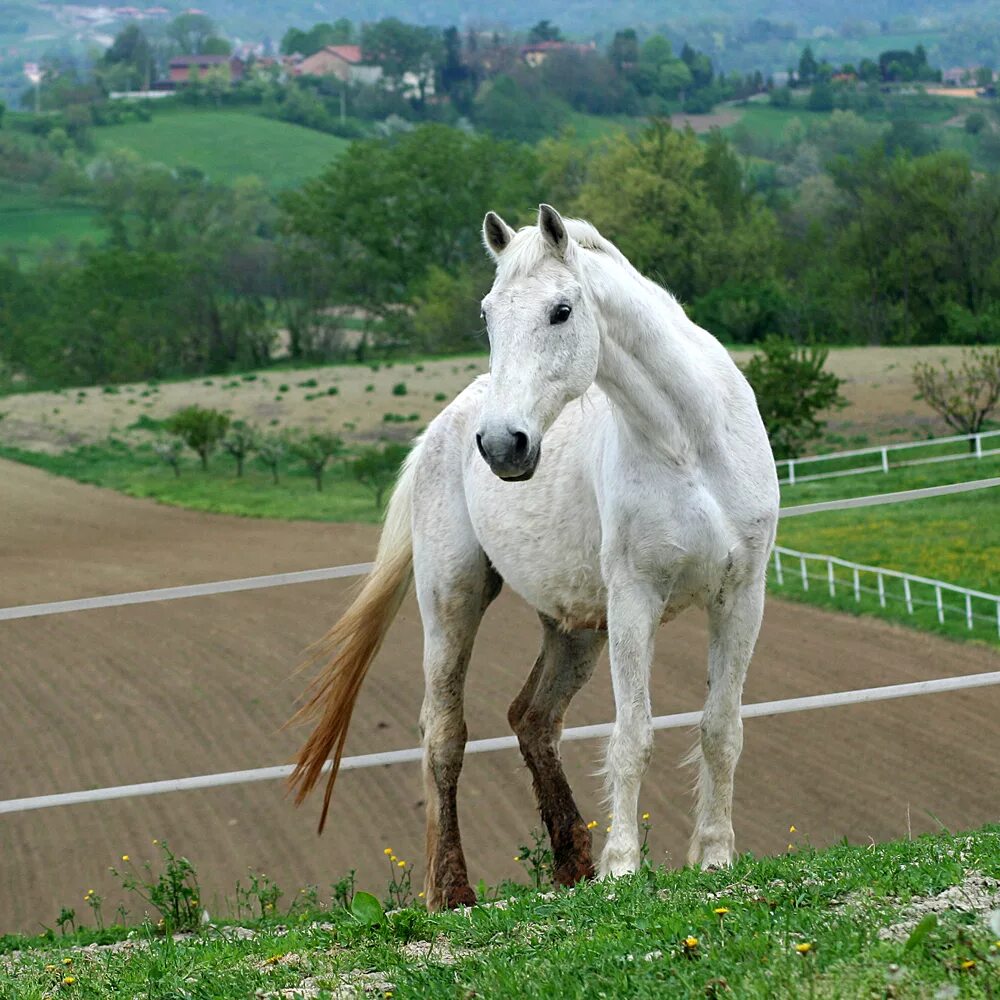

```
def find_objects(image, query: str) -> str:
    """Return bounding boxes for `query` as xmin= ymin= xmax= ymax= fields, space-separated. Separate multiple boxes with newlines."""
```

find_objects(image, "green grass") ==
xmin=0 ymin=441 xmax=386 ymax=524
xmin=1 ymin=827 xmax=998 ymax=998
xmin=91 ymin=108 xmax=350 ymax=190
xmin=0 ymin=183 xmax=101 ymax=258
xmin=776 ymin=455 xmax=1000 ymax=644
xmin=564 ymin=111 xmax=644 ymax=146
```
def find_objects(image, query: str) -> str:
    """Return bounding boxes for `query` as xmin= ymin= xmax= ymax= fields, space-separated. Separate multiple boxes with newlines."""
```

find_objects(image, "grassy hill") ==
xmin=0 ymin=183 xmax=101 ymax=259
xmin=91 ymin=108 xmax=350 ymax=190
xmin=1 ymin=826 xmax=997 ymax=998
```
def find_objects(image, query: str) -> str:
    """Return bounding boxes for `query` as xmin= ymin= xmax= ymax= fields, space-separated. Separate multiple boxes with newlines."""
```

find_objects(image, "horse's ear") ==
xmin=538 ymin=204 xmax=569 ymax=258
xmin=483 ymin=211 xmax=515 ymax=258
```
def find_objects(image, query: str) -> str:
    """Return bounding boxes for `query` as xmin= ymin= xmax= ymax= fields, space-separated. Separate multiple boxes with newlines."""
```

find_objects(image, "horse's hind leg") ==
xmin=509 ymin=615 xmax=606 ymax=887
xmin=415 ymin=535 xmax=501 ymax=911
xmin=689 ymin=577 xmax=766 ymax=869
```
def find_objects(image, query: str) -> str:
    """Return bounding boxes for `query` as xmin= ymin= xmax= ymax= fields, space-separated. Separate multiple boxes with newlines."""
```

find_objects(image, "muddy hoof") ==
xmin=553 ymin=858 xmax=595 ymax=887
xmin=442 ymin=884 xmax=477 ymax=908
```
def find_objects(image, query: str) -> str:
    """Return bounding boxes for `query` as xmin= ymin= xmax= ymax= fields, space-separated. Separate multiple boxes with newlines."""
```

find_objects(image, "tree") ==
xmin=153 ymin=437 xmax=183 ymax=476
xmin=807 ymin=79 xmax=835 ymax=112
xmin=164 ymin=406 xmax=230 ymax=470
xmin=256 ymin=433 xmax=286 ymax=484
xmin=798 ymin=45 xmax=818 ymax=85
xmin=608 ymin=29 xmax=639 ymax=72
xmin=360 ymin=18 xmax=441 ymax=100
xmin=741 ymin=336 xmax=848 ymax=459
xmin=352 ymin=443 xmax=410 ymax=509
xmin=167 ymin=13 xmax=218 ymax=54
xmin=912 ymin=348 xmax=1000 ymax=443
xmin=102 ymin=24 xmax=154 ymax=90
xmin=528 ymin=20 xmax=562 ymax=43
xmin=289 ymin=431 xmax=342 ymax=490
xmin=222 ymin=420 xmax=257 ymax=476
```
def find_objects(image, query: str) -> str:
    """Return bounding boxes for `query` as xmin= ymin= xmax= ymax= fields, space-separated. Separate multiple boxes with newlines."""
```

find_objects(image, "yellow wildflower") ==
xmin=587 ymin=820 xmax=598 ymax=830
xmin=62 ymin=958 xmax=73 ymax=965
xmin=606 ymin=826 xmax=612 ymax=833
xmin=153 ymin=839 xmax=158 ymax=845
xmin=121 ymin=855 xmax=129 ymax=862
xmin=383 ymin=847 xmax=393 ymax=855
xmin=397 ymin=860 xmax=406 ymax=868
xmin=418 ymin=891 xmax=425 ymax=898
xmin=714 ymin=907 xmax=729 ymax=916
xmin=961 ymin=960 xmax=975 ymax=970
xmin=787 ymin=843 xmax=794 ymax=850
xmin=45 ymin=964 xmax=56 ymax=972
xmin=795 ymin=942 xmax=813 ymax=954
xmin=789 ymin=825 xmax=797 ymax=833
xmin=62 ymin=976 xmax=76 ymax=985
xmin=390 ymin=855 xmax=398 ymax=863
xmin=642 ymin=812 xmax=650 ymax=821
xmin=684 ymin=936 xmax=699 ymax=949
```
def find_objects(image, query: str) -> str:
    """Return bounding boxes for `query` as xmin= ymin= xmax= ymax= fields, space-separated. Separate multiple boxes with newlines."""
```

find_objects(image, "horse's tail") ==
xmin=287 ymin=441 xmax=421 ymax=833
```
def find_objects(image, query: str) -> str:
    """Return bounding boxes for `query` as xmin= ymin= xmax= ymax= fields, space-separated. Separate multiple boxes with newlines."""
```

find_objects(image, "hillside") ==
xmin=1 ymin=827 xmax=997 ymax=998
xmin=91 ymin=109 xmax=350 ymax=191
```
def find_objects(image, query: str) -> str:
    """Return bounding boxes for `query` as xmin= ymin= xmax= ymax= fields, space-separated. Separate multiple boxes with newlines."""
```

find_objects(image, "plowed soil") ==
xmin=1 ymin=459 xmax=998 ymax=933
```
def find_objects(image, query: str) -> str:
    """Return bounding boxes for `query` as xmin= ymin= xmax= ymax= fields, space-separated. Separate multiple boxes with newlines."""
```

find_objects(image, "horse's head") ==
xmin=476 ymin=204 xmax=599 ymax=482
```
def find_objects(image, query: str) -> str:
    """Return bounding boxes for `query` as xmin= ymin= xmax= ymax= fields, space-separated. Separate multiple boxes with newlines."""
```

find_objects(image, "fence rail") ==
xmin=777 ymin=428 xmax=1000 ymax=486
xmin=2 ymin=477 xmax=999 ymax=818
xmin=772 ymin=545 xmax=1000 ymax=636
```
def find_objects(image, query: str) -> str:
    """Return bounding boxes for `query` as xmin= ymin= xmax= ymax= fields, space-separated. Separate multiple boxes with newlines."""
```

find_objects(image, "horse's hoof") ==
xmin=441 ymin=884 xmax=477 ymax=909
xmin=553 ymin=858 xmax=595 ymax=887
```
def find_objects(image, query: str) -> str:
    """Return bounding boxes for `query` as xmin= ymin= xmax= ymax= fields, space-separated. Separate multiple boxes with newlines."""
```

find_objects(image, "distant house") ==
xmin=942 ymin=67 xmax=972 ymax=86
xmin=168 ymin=55 xmax=245 ymax=85
xmin=296 ymin=45 xmax=382 ymax=85
xmin=520 ymin=40 xmax=596 ymax=68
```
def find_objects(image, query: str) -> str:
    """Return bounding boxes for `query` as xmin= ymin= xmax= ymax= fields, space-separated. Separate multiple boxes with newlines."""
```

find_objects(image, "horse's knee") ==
xmin=607 ymin=717 xmax=653 ymax=781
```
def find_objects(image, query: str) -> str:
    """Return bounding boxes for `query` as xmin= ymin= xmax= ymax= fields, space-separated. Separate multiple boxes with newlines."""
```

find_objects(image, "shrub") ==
xmin=392 ymin=382 xmax=408 ymax=396
xmin=221 ymin=421 xmax=258 ymax=477
xmin=741 ymin=336 xmax=848 ymax=459
xmin=163 ymin=406 xmax=230 ymax=470
xmin=912 ymin=347 xmax=1000 ymax=444
xmin=352 ymin=443 xmax=410 ymax=509
xmin=256 ymin=433 xmax=286 ymax=484
xmin=289 ymin=430 xmax=342 ymax=490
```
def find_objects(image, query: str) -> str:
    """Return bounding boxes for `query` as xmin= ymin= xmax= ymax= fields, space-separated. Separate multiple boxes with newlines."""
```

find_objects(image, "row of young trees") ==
xmin=158 ymin=405 xmax=407 ymax=504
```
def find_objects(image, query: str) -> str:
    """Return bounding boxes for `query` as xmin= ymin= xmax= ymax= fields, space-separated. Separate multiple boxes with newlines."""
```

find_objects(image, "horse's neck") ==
xmin=587 ymin=260 xmax=719 ymax=455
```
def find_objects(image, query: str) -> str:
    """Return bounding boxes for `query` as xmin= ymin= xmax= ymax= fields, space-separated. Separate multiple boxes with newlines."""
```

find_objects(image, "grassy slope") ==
xmin=91 ymin=108 xmax=350 ymax=190
xmin=1 ymin=827 xmax=997 ymax=999
xmin=776 ymin=456 xmax=1000 ymax=643
xmin=0 ymin=184 xmax=100 ymax=257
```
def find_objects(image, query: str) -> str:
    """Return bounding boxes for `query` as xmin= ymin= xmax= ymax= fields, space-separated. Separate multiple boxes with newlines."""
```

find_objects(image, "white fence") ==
xmin=1 ymin=480 xmax=999 ymax=817
xmin=772 ymin=545 xmax=1000 ymax=637
xmin=777 ymin=428 xmax=1000 ymax=486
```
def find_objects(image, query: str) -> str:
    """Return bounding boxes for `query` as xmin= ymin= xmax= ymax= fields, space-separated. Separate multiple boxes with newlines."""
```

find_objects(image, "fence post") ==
xmin=827 ymin=560 xmax=836 ymax=597
xmin=975 ymin=434 xmax=982 ymax=460
xmin=774 ymin=549 xmax=783 ymax=585
xmin=853 ymin=567 xmax=861 ymax=602
xmin=788 ymin=459 xmax=796 ymax=486
xmin=904 ymin=578 xmax=913 ymax=614
xmin=965 ymin=592 xmax=973 ymax=630
xmin=877 ymin=573 xmax=886 ymax=608
xmin=880 ymin=447 xmax=889 ymax=474
xmin=936 ymin=586 xmax=944 ymax=624
xmin=800 ymin=556 xmax=808 ymax=591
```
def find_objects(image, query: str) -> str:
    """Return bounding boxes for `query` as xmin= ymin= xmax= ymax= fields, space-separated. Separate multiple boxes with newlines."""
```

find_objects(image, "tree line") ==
xmin=2 ymin=117 xmax=1000 ymax=394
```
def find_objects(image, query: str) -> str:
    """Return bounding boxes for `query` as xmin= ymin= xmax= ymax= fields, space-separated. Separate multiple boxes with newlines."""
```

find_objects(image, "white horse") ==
xmin=289 ymin=205 xmax=779 ymax=910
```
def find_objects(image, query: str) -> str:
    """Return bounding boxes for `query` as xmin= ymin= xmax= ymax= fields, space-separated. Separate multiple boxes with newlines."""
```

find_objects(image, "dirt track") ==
xmin=1 ymin=459 xmax=998 ymax=933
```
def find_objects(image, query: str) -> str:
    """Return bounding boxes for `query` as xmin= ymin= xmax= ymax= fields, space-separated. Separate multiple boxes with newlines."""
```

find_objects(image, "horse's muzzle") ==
xmin=476 ymin=428 xmax=540 ymax=482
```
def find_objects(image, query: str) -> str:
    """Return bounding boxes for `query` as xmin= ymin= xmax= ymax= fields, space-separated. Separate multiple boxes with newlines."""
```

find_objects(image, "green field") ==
xmin=92 ymin=108 xmax=350 ymax=190
xmin=776 ymin=456 xmax=1000 ymax=643
xmin=0 ymin=184 xmax=101 ymax=257
xmin=1 ymin=826 xmax=997 ymax=998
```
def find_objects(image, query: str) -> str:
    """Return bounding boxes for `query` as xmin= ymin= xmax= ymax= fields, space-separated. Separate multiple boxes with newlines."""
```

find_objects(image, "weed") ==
xmin=298 ymin=378 xmax=318 ymax=388
xmin=515 ymin=828 xmax=554 ymax=891
xmin=365 ymin=384 xmax=375 ymax=392
xmin=380 ymin=849 xmax=414 ymax=910
xmin=278 ymin=384 xmax=289 ymax=393
xmin=331 ymin=870 xmax=356 ymax=910
xmin=415 ymin=365 xmax=424 ymax=372
xmin=55 ymin=907 xmax=76 ymax=936
xmin=392 ymin=382 xmax=408 ymax=396
xmin=434 ymin=392 xmax=447 ymax=401
xmin=327 ymin=386 xmax=339 ymax=395
xmin=109 ymin=841 xmax=202 ymax=933
xmin=234 ymin=870 xmax=283 ymax=922
xmin=83 ymin=889 xmax=104 ymax=931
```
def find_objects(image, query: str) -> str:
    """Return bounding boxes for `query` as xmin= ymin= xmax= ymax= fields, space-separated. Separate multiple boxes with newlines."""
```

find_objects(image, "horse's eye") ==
xmin=550 ymin=304 xmax=572 ymax=325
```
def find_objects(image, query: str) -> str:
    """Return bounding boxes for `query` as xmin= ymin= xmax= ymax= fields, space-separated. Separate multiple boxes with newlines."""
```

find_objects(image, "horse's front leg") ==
xmin=689 ymin=577 xmax=766 ymax=869
xmin=600 ymin=578 xmax=665 ymax=877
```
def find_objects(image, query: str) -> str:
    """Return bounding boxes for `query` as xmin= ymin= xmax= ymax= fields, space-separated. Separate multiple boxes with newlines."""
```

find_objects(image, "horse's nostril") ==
xmin=475 ymin=433 xmax=488 ymax=462
xmin=511 ymin=431 xmax=529 ymax=459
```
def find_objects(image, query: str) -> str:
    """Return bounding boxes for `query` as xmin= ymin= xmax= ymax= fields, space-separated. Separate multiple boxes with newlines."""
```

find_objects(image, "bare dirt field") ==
xmin=1 ymin=460 xmax=998 ymax=933
xmin=0 ymin=346 xmax=967 ymax=457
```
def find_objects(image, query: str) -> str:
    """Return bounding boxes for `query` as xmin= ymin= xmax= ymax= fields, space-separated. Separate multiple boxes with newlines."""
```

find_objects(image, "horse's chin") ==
xmin=496 ymin=447 xmax=541 ymax=482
